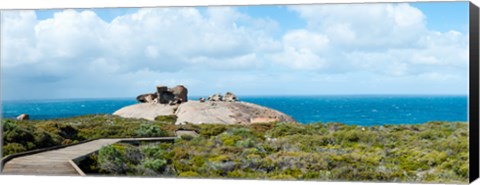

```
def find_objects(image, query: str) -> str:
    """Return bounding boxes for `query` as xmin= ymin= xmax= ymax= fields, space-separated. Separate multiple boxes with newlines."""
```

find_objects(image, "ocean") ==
xmin=1 ymin=95 xmax=468 ymax=126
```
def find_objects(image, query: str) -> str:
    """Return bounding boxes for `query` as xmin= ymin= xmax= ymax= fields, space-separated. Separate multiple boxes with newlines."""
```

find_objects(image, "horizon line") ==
xmin=2 ymin=93 xmax=469 ymax=102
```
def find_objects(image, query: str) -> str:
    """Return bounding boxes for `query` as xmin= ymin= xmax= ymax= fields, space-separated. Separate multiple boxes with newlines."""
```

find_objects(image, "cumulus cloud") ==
xmin=274 ymin=3 xmax=468 ymax=78
xmin=1 ymin=7 xmax=282 ymax=99
xmin=0 ymin=3 xmax=469 ymax=100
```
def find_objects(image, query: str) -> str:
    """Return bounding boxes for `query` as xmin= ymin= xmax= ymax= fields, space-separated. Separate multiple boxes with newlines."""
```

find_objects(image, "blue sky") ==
xmin=1 ymin=2 xmax=470 ymax=100
xmin=34 ymin=2 xmax=470 ymax=34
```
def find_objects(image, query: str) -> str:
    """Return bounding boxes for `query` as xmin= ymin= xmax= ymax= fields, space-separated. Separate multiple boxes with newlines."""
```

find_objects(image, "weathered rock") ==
xmin=170 ymin=85 xmax=188 ymax=103
xmin=250 ymin=117 xmax=279 ymax=124
xmin=137 ymin=85 xmax=189 ymax=105
xmin=208 ymin=94 xmax=223 ymax=101
xmin=16 ymin=114 xmax=30 ymax=120
xmin=156 ymin=86 xmax=175 ymax=104
xmin=136 ymin=93 xmax=158 ymax=103
xmin=113 ymin=103 xmax=177 ymax=121
xmin=174 ymin=101 xmax=296 ymax=124
xmin=113 ymin=100 xmax=297 ymax=125
xmin=224 ymin=92 xmax=238 ymax=102
xmin=156 ymin=86 xmax=168 ymax=92
xmin=169 ymin=100 xmax=180 ymax=105
xmin=199 ymin=97 xmax=206 ymax=103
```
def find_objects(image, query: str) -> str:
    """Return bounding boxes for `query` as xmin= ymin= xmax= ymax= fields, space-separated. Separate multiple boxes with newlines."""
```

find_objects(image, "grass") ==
xmin=1 ymin=115 xmax=468 ymax=183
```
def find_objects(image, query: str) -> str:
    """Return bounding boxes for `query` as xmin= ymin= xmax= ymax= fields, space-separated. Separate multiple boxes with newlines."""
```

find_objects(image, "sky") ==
xmin=0 ymin=2 xmax=470 ymax=100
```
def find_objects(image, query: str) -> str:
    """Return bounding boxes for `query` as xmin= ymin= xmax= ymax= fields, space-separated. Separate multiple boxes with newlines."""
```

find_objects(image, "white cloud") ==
xmin=274 ymin=3 xmax=468 ymax=78
xmin=1 ymin=7 xmax=282 ymax=99
xmin=0 ymin=3 xmax=469 ymax=99
xmin=289 ymin=3 xmax=427 ymax=48
xmin=270 ymin=30 xmax=330 ymax=70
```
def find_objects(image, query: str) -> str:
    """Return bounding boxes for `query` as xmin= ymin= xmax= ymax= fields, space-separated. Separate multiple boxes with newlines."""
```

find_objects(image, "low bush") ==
xmin=1 ymin=115 xmax=172 ymax=156
xmin=78 ymin=121 xmax=468 ymax=183
xmin=154 ymin=115 xmax=177 ymax=123
xmin=1 ymin=115 xmax=468 ymax=183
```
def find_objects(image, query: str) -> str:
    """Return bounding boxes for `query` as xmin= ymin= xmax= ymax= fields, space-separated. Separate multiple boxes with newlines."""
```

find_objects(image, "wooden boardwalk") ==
xmin=1 ymin=137 xmax=176 ymax=175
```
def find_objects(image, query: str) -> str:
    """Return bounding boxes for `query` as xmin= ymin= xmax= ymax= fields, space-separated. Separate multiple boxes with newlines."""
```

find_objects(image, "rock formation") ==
xmin=204 ymin=92 xmax=237 ymax=102
xmin=170 ymin=85 xmax=188 ymax=102
xmin=208 ymin=94 xmax=223 ymax=101
xmin=17 ymin=114 xmax=30 ymax=120
xmin=136 ymin=93 xmax=158 ymax=103
xmin=224 ymin=92 xmax=238 ymax=102
xmin=136 ymin=85 xmax=188 ymax=105
xmin=114 ymin=101 xmax=296 ymax=125
xmin=118 ymin=85 xmax=296 ymax=124
xmin=156 ymin=86 xmax=176 ymax=104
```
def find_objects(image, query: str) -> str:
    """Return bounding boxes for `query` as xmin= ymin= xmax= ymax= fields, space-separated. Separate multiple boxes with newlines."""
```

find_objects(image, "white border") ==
xmin=0 ymin=0 xmax=478 ymax=185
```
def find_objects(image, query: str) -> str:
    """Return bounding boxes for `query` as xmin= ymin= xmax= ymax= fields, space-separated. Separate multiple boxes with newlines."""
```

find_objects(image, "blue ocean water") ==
xmin=1 ymin=95 xmax=467 ymax=126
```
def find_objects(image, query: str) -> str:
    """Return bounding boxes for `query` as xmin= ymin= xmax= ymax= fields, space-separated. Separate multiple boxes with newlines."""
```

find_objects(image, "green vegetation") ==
xmin=154 ymin=115 xmax=177 ymax=123
xmin=1 ymin=114 xmax=175 ymax=156
xmin=1 ymin=115 xmax=468 ymax=183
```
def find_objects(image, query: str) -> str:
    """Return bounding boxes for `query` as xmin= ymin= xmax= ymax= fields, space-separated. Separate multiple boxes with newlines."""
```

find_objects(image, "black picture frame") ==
xmin=469 ymin=1 xmax=480 ymax=183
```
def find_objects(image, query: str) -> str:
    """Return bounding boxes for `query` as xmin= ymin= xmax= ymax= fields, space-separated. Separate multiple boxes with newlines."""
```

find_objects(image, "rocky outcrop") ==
xmin=208 ymin=94 xmax=223 ymax=101
xmin=137 ymin=85 xmax=188 ymax=105
xmin=224 ymin=92 xmax=238 ymax=102
xmin=114 ymin=101 xmax=296 ymax=125
xmin=156 ymin=86 xmax=176 ymax=104
xmin=204 ymin=92 xmax=237 ymax=102
xmin=170 ymin=85 xmax=188 ymax=102
xmin=119 ymin=86 xmax=296 ymax=124
xmin=113 ymin=103 xmax=177 ymax=120
xmin=136 ymin=93 xmax=158 ymax=103
xmin=17 ymin=114 xmax=30 ymax=120
xmin=174 ymin=101 xmax=295 ymax=125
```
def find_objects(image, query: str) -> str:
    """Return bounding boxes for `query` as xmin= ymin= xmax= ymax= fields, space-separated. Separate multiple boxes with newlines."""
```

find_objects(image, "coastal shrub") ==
xmin=198 ymin=124 xmax=227 ymax=137
xmin=3 ymin=125 xmax=35 ymax=145
xmin=2 ymin=119 xmax=17 ymax=131
xmin=154 ymin=115 xmax=177 ymax=123
xmin=77 ymin=154 xmax=100 ymax=174
xmin=179 ymin=171 xmax=200 ymax=177
xmin=125 ymin=147 xmax=144 ymax=165
xmin=58 ymin=125 xmax=81 ymax=140
xmin=141 ymin=145 xmax=164 ymax=159
xmin=33 ymin=130 xmax=58 ymax=148
xmin=266 ymin=122 xmax=314 ymax=138
xmin=62 ymin=139 xmax=73 ymax=145
xmin=180 ymin=134 xmax=194 ymax=141
xmin=247 ymin=122 xmax=276 ymax=133
xmin=97 ymin=145 xmax=127 ymax=174
xmin=2 ymin=143 xmax=27 ymax=156
xmin=135 ymin=123 xmax=168 ymax=137
xmin=2 ymin=115 xmax=468 ymax=183
xmin=173 ymin=159 xmax=194 ymax=172
xmin=142 ymin=159 xmax=168 ymax=172
xmin=79 ymin=120 xmax=468 ymax=183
